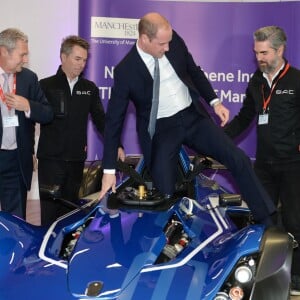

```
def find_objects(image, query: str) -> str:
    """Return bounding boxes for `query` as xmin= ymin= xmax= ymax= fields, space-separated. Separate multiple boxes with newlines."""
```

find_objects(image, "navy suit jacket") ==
xmin=103 ymin=31 xmax=218 ymax=169
xmin=0 ymin=68 xmax=53 ymax=189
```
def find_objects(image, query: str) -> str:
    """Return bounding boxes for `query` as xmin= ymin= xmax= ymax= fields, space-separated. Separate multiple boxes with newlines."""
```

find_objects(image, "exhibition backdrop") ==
xmin=78 ymin=0 xmax=300 ymax=190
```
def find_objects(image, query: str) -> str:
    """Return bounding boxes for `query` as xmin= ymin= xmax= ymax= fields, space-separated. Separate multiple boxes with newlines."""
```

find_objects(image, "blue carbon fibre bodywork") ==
xmin=0 ymin=150 xmax=292 ymax=299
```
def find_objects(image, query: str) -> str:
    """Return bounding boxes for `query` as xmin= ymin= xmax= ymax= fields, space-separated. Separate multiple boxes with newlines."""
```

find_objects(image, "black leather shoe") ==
xmin=291 ymin=275 xmax=300 ymax=296
xmin=164 ymin=194 xmax=172 ymax=200
xmin=259 ymin=216 xmax=274 ymax=228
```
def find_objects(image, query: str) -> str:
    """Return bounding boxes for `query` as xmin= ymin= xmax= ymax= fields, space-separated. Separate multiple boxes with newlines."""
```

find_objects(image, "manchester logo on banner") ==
xmin=91 ymin=17 xmax=139 ymax=39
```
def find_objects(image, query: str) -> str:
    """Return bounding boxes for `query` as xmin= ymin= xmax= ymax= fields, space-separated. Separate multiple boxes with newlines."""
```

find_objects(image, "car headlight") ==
xmin=214 ymin=292 xmax=229 ymax=300
xmin=234 ymin=265 xmax=253 ymax=284
xmin=214 ymin=256 xmax=257 ymax=300
xmin=228 ymin=285 xmax=244 ymax=300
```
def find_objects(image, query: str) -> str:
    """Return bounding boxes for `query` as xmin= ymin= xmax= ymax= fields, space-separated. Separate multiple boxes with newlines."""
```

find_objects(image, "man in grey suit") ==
xmin=0 ymin=28 xmax=53 ymax=219
xmin=99 ymin=12 xmax=275 ymax=226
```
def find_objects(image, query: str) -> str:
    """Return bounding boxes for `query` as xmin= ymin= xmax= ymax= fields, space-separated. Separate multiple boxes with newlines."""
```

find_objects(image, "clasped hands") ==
xmin=4 ymin=92 xmax=30 ymax=113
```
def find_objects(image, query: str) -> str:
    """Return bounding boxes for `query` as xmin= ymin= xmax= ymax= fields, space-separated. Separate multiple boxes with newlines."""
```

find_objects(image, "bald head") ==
xmin=138 ymin=12 xmax=171 ymax=41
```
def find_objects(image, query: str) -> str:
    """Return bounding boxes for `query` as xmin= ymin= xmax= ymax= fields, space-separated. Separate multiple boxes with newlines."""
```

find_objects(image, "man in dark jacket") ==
xmin=99 ymin=12 xmax=276 ymax=228
xmin=0 ymin=28 xmax=53 ymax=219
xmin=224 ymin=26 xmax=300 ymax=296
xmin=37 ymin=36 xmax=124 ymax=225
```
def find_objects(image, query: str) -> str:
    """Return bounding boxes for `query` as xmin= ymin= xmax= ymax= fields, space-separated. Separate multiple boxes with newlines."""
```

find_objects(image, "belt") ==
xmin=0 ymin=148 xmax=17 ymax=151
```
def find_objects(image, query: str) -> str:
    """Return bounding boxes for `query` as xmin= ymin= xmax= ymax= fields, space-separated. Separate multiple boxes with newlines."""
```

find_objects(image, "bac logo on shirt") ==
xmin=76 ymin=90 xmax=91 ymax=95
xmin=275 ymin=89 xmax=294 ymax=95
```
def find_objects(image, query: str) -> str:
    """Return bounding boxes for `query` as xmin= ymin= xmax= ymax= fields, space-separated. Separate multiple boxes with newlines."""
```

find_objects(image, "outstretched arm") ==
xmin=98 ymin=173 xmax=117 ymax=200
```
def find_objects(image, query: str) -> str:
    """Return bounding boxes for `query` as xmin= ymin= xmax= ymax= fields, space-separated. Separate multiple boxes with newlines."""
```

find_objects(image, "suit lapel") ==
xmin=131 ymin=46 xmax=153 ymax=83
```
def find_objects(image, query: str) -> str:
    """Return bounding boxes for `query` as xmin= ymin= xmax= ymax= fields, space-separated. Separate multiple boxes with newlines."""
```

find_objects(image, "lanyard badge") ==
xmin=258 ymin=63 xmax=290 ymax=126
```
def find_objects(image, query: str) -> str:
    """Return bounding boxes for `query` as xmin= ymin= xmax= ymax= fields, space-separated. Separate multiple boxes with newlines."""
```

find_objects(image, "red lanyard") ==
xmin=0 ymin=73 xmax=16 ymax=103
xmin=261 ymin=63 xmax=290 ymax=112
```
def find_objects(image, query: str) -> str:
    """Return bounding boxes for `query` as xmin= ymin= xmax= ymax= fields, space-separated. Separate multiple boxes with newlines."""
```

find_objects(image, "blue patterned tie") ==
xmin=148 ymin=57 xmax=160 ymax=138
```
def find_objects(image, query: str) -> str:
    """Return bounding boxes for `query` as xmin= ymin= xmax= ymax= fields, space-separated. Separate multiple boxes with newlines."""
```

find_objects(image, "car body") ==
xmin=0 ymin=149 xmax=293 ymax=299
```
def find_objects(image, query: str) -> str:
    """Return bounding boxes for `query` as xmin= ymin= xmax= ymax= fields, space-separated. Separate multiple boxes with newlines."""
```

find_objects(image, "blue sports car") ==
xmin=0 ymin=148 xmax=293 ymax=299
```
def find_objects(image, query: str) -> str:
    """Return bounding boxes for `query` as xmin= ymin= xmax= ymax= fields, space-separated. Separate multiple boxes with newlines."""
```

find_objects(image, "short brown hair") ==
xmin=60 ymin=35 xmax=90 ymax=55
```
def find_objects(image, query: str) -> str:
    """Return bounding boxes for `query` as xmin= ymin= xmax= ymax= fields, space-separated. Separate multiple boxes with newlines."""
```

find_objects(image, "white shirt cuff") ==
xmin=25 ymin=108 xmax=31 ymax=118
xmin=210 ymin=98 xmax=222 ymax=107
xmin=103 ymin=169 xmax=116 ymax=174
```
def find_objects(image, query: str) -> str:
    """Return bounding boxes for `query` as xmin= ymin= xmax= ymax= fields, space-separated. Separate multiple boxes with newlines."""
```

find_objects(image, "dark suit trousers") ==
xmin=254 ymin=160 xmax=300 ymax=275
xmin=150 ymin=105 xmax=276 ymax=223
xmin=38 ymin=159 xmax=84 ymax=226
xmin=0 ymin=149 xmax=27 ymax=219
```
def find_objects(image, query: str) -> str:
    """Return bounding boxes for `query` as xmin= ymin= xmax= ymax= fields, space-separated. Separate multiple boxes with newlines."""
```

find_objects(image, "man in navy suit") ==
xmin=99 ymin=12 xmax=275 ymax=226
xmin=0 ymin=28 xmax=53 ymax=219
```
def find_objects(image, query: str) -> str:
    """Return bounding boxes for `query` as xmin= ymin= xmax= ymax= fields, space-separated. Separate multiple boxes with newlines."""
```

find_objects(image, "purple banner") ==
xmin=79 ymin=0 xmax=300 ymax=187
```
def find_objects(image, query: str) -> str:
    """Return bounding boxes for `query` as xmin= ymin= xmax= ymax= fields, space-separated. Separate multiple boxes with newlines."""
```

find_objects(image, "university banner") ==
xmin=79 ymin=0 xmax=300 ymax=189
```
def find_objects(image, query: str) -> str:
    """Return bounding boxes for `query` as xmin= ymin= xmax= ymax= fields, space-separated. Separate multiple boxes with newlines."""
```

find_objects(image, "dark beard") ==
xmin=258 ymin=59 xmax=278 ymax=74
